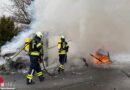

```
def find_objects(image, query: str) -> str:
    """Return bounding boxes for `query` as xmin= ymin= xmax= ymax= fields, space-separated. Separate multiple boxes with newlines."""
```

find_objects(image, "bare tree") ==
xmin=8 ymin=0 xmax=34 ymax=24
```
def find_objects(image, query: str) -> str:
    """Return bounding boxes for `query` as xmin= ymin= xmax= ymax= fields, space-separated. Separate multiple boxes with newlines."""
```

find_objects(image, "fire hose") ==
xmin=0 ymin=39 xmax=56 ymax=75
xmin=0 ymin=36 xmax=35 ymax=71
xmin=40 ymin=40 xmax=72 ymax=76
xmin=48 ymin=40 xmax=72 ymax=49
xmin=0 ymin=38 xmax=71 ymax=76
xmin=0 ymin=42 xmax=30 ymax=70
xmin=41 ymin=47 xmax=55 ymax=76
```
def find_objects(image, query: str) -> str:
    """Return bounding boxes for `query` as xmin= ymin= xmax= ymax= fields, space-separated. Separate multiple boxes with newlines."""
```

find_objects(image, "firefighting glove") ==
xmin=59 ymin=49 xmax=62 ymax=52
xmin=65 ymin=48 xmax=68 ymax=52
xmin=59 ymin=49 xmax=61 ymax=52
xmin=38 ymin=58 xmax=41 ymax=63
xmin=66 ymin=49 xmax=68 ymax=52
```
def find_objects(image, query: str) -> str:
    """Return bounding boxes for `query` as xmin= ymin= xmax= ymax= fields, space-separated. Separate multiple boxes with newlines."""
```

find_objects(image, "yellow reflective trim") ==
xmin=59 ymin=65 xmax=64 ymax=69
xmin=37 ymin=72 xmax=43 ymax=76
xmin=59 ymin=50 xmax=66 ymax=54
xmin=37 ymin=72 xmax=42 ymax=75
xmin=30 ymin=51 xmax=40 ymax=56
xmin=27 ymin=74 xmax=33 ymax=79
xmin=32 ymin=40 xmax=34 ymax=49
xmin=66 ymin=44 xmax=69 ymax=47
xmin=37 ymin=74 xmax=42 ymax=76
xmin=37 ymin=43 xmax=42 ymax=48
xmin=27 ymin=74 xmax=33 ymax=77
xmin=27 ymin=76 xmax=33 ymax=79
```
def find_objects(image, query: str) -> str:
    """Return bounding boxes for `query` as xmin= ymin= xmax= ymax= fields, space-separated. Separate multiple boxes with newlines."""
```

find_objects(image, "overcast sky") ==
xmin=0 ymin=0 xmax=12 ymax=16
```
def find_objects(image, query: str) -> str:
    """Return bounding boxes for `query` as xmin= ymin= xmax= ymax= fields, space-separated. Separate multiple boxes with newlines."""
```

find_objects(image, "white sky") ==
xmin=0 ymin=0 xmax=12 ymax=16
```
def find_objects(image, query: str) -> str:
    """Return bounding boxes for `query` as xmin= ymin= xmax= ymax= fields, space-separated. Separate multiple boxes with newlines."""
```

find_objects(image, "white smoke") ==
xmin=1 ymin=0 xmax=130 ymax=65
xmin=1 ymin=0 xmax=80 ymax=55
xmin=1 ymin=1 xmax=36 ymax=55
xmin=1 ymin=30 xmax=35 ymax=55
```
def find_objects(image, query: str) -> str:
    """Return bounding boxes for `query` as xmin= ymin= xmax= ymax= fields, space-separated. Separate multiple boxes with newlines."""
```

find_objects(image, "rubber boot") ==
xmin=61 ymin=69 xmax=64 ymax=72
xmin=58 ymin=68 xmax=61 ymax=74
xmin=39 ymin=76 xmax=45 ymax=82
xmin=26 ymin=79 xmax=35 ymax=85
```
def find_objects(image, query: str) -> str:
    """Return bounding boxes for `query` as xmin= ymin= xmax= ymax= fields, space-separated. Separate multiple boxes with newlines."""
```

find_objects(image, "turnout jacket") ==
xmin=29 ymin=36 xmax=43 ymax=56
xmin=58 ymin=40 xmax=69 ymax=54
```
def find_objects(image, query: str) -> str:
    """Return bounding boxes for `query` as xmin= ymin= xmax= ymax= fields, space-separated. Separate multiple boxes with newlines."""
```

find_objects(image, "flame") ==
xmin=93 ymin=49 xmax=110 ymax=64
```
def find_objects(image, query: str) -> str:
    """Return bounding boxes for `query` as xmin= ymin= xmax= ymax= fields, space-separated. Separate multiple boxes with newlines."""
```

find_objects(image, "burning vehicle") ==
xmin=90 ymin=49 xmax=111 ymax=64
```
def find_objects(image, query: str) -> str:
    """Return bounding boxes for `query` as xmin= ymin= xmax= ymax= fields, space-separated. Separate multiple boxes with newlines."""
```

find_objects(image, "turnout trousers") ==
xmin=58 ymin=54 xmax=67 ymax=73
xmin=26 ymin=55 xmax=44 ymax=84
xmin=59 ymin=54 xmax=67 ymax=65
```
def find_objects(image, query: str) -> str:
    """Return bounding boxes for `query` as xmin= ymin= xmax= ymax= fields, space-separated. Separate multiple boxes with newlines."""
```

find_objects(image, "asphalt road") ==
xmin=0 ymin=65 xmax=130 ymax=90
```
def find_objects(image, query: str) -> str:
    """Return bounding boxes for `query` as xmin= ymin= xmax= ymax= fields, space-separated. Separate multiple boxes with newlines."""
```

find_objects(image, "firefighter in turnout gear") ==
xmin=26 ymin=32 xmax=44 ymax=84
xmin=58 ymin=36 xmax=69 ymax=73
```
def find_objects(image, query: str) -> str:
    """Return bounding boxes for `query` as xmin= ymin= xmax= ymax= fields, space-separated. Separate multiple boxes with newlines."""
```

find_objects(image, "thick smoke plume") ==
xmin=1 ymin=0 xmax=130 ymax=64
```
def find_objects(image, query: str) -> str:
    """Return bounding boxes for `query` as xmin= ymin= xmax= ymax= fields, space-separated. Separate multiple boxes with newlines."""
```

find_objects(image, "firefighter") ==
xmin=58 ymin=35 xmax=69 ymax=73
xmin=26 ymin=32 xmax=44 ymax=85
